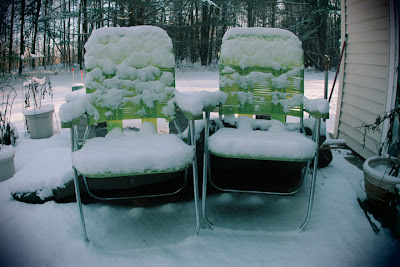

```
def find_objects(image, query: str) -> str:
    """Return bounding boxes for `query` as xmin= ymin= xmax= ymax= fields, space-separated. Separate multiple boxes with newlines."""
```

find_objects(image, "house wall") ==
xmin=334 ymin=0 xmax=390 ymax=159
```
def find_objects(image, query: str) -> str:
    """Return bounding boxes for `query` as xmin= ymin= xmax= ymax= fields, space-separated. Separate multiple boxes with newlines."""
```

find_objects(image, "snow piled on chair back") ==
xmin=85 ymin=26 xmax=174 ymax=72
xmin=220 ymin=27 xmax=303 ymax=70
xmin=81 ymin=26 xmax=177 ymax=123
xmin=219 ymin=27 xmax=305 ymax=118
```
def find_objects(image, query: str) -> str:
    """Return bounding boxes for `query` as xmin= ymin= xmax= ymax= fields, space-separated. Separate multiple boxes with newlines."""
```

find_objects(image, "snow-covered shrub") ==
xmin=22 ymin=76 xmax=54 ymax=135
xmin=359 ymin=106 xmax=400 ymax=177
xmin=0 ymin=85 xmax=18 ymax=148
xmin=23 ymin=76 xmax=53 ymax=110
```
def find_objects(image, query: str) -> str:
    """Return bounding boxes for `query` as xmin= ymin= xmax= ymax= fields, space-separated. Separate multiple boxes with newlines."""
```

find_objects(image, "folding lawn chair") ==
xmin=201 ymin=27 xmax=329 ymax=230
xmin=59 ymin=26 xmax=201 ymax=243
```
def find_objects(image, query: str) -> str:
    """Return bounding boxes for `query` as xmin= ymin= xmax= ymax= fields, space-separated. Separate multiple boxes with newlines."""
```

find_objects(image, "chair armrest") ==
xmin=65 ymin=89 xmax=86 ymax=103
xmin=303 ymin=97 xmax=330 ymax=119
xmin=59 ymin=96 xmax=89 ymax=128
xmin=305 ymin=110 xmax=329 ymax=120
xmin=61 ymin=116 xmax=83 ymax=128
xmin=180 ymin=110 xmax=203 ymax=121
xmin=174 ymin=91 xmax=228 ymax=120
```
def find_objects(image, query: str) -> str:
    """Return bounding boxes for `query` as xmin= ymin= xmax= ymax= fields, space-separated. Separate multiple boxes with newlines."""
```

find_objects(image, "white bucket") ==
xmin=0 ymin=145 xmax=15 ymax=181
xmin=25 ymin=109 xmax=55 ymax=139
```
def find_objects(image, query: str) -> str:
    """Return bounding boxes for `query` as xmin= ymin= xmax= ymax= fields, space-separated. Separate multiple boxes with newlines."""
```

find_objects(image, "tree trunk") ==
xmin=216 ymin=1 xmax=227 ymax=60
xmin=200 ymin=3 xmax=209 ymax=66
xmin=18 ymin=0 xmax=26 ymax=75
xmin=137 ymin=1 xmax=146 ymax=25
xmin=68 ymin=0 xmax=71 ymax=65
xmin=46 ymin=0 xmax=52 ymax=67
xmin=208 ymin=6 xmax=215 ymax=65
xmin=119 ymin=4 xmax=125 ymax=26
xmin=193 ymin=0 xmax=200 ymax=64
xmin=8 ymin=0 xmax=15 ymax=73
xmin=43 ymin=0 xmax=48 ymax=69
xmin=1 ymin=27 xmax=6 ymax=74
xmin=52 ymin=21 xmax=55 ymax=66
xmin=128 ymin=1 xmax=135 ymax=26
xmin=317 ymin=0 xmax=329 ymax=71
xmin=78 ymin=0 xmax=83 ymax=69
xmin=189 ymin=1 xmax=195 ymax=63
xmin=82 ymin=0 xmax=88 ymax=66
xmin=270 ymin=0 xmax=277 ymax=28
xmin=247 ymin=0 xmax=254 ymax=27
xmin=107 ymin=0 xmax=111 ymax=27
xmin=82 ymin=0 xmax=88 ymax=43
xmin=62 ymin=0 xmax=66 ymax=66
xmin=177 ymin=3 xmax=183 ymax=62
xmin=31 ymin=0 xmax=42 ymax=69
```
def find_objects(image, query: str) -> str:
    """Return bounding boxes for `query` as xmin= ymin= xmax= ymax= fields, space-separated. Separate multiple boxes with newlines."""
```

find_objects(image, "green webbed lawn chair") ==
xmin=201 ymin=27 xmax=329 ymax=230
xmin=59 ymin=26 xmax=201 ymax=243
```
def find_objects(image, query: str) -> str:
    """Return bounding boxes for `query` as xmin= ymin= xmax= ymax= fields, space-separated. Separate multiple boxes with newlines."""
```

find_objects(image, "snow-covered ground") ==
xmin=1 ymin=69 xmax=399 ymax=266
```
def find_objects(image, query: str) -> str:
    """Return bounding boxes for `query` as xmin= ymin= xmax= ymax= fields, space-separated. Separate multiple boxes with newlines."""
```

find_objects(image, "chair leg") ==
xmin=300 ymin=118 xmax=321 ymax=230
xmin=73 ymin=167 xmax=89 ymax=243
xmin=189 ymin=120 xmax=201 ymax=235
xmin=201 ymin=112 xmax=213 ymax=228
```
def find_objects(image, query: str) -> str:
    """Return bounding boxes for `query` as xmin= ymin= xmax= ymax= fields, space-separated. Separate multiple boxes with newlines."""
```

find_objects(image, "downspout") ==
xmin=333 ymin=0 xmax=347 ymax=138
xmin=381 ymin=0 xmax=399 ymax=153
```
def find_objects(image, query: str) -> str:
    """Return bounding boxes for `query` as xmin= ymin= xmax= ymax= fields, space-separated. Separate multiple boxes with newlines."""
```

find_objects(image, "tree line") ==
xmin=0 ymin=0 xmax=341 ymax=75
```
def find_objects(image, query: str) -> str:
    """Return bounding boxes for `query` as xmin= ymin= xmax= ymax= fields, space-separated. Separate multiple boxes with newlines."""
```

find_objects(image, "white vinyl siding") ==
xmin=335 ymin=0 xmax=390 ymax=159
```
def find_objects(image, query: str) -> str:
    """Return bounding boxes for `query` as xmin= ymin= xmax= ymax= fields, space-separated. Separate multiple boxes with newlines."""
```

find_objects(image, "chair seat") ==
xmin=72 ymin=129 xmax=194 ymax=178
xmin=208 ymin=128 xmax=317 ymax=162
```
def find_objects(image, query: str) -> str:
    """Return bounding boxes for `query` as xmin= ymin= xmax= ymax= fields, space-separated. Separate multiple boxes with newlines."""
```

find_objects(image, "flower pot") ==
xmin=0 ymin=145 xmax=15 ymax=181
xmin=363 ymin=156 xmax=400 ymax=211
xmin=72 ymin=83 xmax=85 ymax=91
xmin=23 ymin=105 xmax=54 ymax=139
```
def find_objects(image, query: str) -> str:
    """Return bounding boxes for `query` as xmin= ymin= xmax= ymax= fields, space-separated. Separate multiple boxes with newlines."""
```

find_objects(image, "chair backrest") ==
xmin=84 ymin=26 xmax=176 ymax=130
xmin=219 ymin=27 xmax=304 ymax=122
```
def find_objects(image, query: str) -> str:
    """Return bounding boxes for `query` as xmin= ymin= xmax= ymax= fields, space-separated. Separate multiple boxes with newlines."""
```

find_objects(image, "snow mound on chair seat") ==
xmin=208 ymin=128 xmax=317 ymax=161
xmin=72 ymin=127 xmax=194 ymax=177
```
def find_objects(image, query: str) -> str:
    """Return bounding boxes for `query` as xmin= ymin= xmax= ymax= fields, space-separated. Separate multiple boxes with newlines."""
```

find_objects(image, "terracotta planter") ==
xmin=363 ymin=156 xmax=400 ymax=210
xmin=0 ymin=145 xmax=15 ymax=181
xmin=23 ymin=105 xmax=54 ymax=139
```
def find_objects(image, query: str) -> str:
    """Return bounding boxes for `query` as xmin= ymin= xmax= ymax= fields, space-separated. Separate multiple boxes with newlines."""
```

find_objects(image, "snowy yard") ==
xmin=0 ymin=69 xmax=399 ymax=266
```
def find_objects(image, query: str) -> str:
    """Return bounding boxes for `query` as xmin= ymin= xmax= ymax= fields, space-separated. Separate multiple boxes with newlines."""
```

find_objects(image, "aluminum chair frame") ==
xmin=201 ymin=111 xmax=321 ymax=230
xmin=70 ymin=119 xmax=201 ymax=243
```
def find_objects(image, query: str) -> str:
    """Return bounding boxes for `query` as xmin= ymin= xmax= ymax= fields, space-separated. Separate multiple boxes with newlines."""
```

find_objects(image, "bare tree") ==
xmin=0 ymin=0 xmax=340 ymax=73
xmin=18 ymin=0 xmax=26 ymax=75
xmin=31 ymin=0 xmax=42 ymax=68
xmin=8 ymin=0 xmax=15 ymax=73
